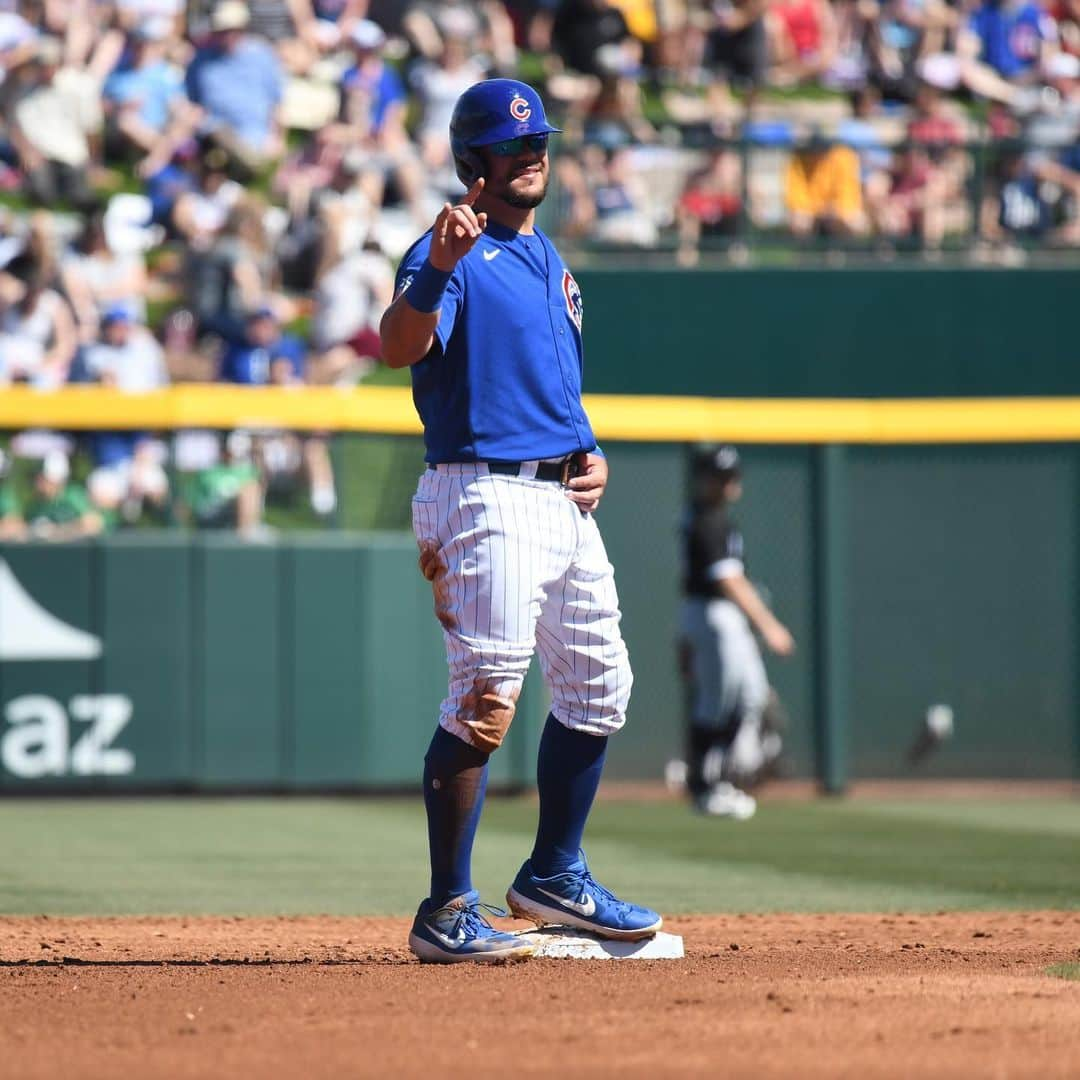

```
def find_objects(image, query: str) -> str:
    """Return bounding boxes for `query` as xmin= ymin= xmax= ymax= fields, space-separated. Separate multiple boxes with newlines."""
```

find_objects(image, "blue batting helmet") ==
xmin=449 ymin=79 xmax=561 ymax=184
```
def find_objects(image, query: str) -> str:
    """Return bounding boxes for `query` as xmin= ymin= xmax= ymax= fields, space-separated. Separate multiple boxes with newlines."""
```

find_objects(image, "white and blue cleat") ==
xmin=506 ymin=855 xmax=663 ymax=941
xmin=408 ymin=890 xmax=535 ymax=964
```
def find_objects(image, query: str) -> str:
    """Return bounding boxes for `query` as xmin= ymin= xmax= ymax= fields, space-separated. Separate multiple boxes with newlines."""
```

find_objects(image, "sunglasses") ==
xmin=487 ymin=133 xmax=549 ymax=157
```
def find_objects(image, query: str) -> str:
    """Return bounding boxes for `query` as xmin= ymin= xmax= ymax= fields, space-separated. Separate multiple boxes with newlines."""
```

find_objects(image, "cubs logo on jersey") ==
xmin=509 ymin=95 xmax=532 ymax=121
xmin=562 ymin=269 xmax=582 ymax=331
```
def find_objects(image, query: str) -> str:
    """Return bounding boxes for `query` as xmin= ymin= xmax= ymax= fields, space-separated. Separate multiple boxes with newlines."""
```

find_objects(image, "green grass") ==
xmin=1046 ymin=963 xmax=1080 ymax=981
xmin=1 ymin=797 xmax=1078 ymax=917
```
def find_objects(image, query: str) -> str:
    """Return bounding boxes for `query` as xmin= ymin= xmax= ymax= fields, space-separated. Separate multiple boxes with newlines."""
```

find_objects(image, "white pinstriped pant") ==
xmin=411 ymin=463 xmax=632 ymax=750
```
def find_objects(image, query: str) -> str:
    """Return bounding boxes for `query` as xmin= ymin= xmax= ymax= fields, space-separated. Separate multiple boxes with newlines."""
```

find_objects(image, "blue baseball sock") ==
xmin=530 ymin=713 xmax=608 ymax=878
xmin=423 ymin=725 xmax=490 ymax=908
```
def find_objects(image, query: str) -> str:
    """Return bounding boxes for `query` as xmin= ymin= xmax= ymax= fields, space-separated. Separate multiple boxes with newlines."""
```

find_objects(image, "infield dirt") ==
xmin=2 ymin=912 xmax=1079 ymax=1078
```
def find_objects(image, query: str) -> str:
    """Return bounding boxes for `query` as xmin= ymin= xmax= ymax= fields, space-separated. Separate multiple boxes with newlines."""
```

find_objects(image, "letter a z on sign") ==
xmin=0 ymin=558 xmax=135 ymax=779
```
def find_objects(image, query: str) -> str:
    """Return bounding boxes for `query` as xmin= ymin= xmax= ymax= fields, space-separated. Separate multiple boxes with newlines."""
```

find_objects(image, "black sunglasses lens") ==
xmin=492 ymin=134 xmax=548 ymax=155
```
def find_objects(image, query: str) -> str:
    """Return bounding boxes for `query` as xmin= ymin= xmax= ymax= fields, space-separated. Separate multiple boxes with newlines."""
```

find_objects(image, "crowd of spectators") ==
xmin=0 ymin=0 xmax=1077 ymax=539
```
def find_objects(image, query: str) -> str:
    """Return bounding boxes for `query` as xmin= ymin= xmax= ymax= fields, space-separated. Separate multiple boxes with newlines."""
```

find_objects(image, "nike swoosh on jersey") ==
xmin=482 ymin=248 xmax=500 ymax=261
xmin=537 ymin=887 xmax=596 ymax=917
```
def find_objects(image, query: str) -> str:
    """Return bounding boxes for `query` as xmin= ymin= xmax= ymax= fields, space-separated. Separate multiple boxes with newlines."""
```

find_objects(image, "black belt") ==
xmin=490 ymin=459 xmax=571 ymax=482
xmin=429 ymin=458 xmax=576 ymax=483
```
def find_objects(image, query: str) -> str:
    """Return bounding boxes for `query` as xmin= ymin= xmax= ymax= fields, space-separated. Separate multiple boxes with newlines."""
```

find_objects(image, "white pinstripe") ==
xmin=411 ymin=464 xmax=632 ymax=745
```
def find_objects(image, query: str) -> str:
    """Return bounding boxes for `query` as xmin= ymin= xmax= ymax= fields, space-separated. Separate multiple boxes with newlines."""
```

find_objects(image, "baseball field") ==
xmin=2 ymin=789 xmax=1079 ymax=1078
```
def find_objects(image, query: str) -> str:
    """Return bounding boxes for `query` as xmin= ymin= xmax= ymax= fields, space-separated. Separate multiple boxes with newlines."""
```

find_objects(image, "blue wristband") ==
xmin=403 ymin=259 xmax=453 ymax=314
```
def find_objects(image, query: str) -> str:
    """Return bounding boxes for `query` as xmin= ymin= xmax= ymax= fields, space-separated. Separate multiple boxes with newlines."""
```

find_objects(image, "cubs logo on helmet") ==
xmin=509 ymin=95 xmax=532 ymax=121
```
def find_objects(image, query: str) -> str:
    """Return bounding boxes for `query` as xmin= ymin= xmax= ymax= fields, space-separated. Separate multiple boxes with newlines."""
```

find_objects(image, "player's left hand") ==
xmin=565 ymin=452 xmax=608 ymax=513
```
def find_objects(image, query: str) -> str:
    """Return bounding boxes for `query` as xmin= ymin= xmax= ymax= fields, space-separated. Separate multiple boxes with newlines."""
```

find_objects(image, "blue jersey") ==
xmin=396 ymin=221 xmax=597 ymax=464
xmin=220 ymin=335 xmax=306 ymax=385
xmin=968 ymin=2 xmax=1053 ymax=78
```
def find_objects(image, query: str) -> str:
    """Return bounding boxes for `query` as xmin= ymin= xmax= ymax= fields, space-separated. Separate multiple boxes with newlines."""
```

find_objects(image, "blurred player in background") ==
xmin=678 ymin=445 xmax=795 ymax=819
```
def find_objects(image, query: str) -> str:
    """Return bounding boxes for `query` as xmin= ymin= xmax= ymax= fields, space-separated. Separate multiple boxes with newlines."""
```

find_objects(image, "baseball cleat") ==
xmin=506 ymin=855 xmax=663 ymax=941
xmin=693 ymin=782 xmax=757 ymax=820
xmin=408 ymin=890 xmax=535 ymax=964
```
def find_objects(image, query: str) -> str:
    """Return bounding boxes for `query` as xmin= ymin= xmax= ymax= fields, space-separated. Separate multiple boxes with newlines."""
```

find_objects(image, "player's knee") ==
xmin=453 ymin=679 xmax=520 ymax=752
xmin=557 ymin=654 xmax=633 ymax=735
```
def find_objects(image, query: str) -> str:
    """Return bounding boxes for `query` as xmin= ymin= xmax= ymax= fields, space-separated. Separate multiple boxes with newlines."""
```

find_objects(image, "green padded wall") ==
xmin=99 ymin=537 xmax=194 ymax=784
xmin=287 ymin=538 xmax=367 ymax=785
xmin=846 ymin=445 xmax=1078 ymax=778
xmin=196 ymin=539 xmax=285 ymax=785
xmin=575 ymin=269 xmax=1080 ymax=398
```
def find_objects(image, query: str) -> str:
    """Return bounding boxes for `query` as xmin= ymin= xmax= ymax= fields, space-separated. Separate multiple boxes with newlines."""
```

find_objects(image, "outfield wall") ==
xmin=574 ymin=268 xmax=1080 ymax=398
xmin=1 ymin=440 xmax=1076 ymax=791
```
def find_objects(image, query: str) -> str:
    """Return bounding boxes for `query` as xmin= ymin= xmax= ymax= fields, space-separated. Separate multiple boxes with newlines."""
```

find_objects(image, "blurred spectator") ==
xmin=824 ymin=0 xmax=874 ymax=91
xmin=784 ymin=131 xmax=867 ymax=237
xmin=677 ymin=144 xmax=744 ymax=264
xmin=767 ymin=0 xmax=837 ymax=85
xmin=981 ymin=144 xmax=1052 ymax=243
xmin=704 ymin=0 xmax=769 ymax=113
xmin=311 ymin=233 xmax=394 ymax=381
xmin=219 ymin=308 xmax=336 ymax=517
xmin=220 ymin=306 xmax=305 ymax=386
xmin=273 ymin=124 xmax=348 ymax=222
xmin=339 ymin=19 xmax=426 ymax=223
xmin=582 ymin=57 xmax=658 ymax=146
xmin=62 ymin=211 xmax=149 ymax=346
xmin=966 ymin=0 xmax=1059 ymax=84
xmin=0 ymin=262 xmax=77 ymax=388
xmin=83 ymin=304 xmax=169 ymax=392
xmin=981 ymin=140 xmax=1080 ymax=247
xmin=837 ymin=84 xmax=896 ymax=234
xmin=403 ymin=0 xmax=518 ymax=73
xmin=222 ymin=305 xmax=340 ymax=517
xmin=186 ymin=195 xmax=284 ymax=342
xmin=185 ymin=1 xmax=285 ymax=172
xmin=170 ymin=147 xmax=243 ymax=247
xmin=409 ymin=21 xmax=488 ymax=176
xmin=308 ymin=0 xmax=369 ymax=46
xmin=176 ymin=429 xmax=265 ymax=534
xmin=81 ymin=305 xmax=171 ymax=523
xmin=113 ymin=0 xmax=186 ymax=38
xmin=0 ymin=448 xmax=26 ymax=541
xmin=552 ymin=0 xmax=635 ymax=77
xmin=587 ymin=145 xmax=659 ymax=245
xmin=23 ymin=450 xmax=106 ymax=541
xmin=907 ymin=81 xmax=964 ymax=145
xmin=0 ymin=12 xmax=40 ymax=98
xmin=246 ymin=0 xmax=321 ymax=73
xmin=2 ymin=36 xmax=98 ymax=210
xmin=877 ymin=142 xmax=951 ymax=248
xmin=102 ymin=18 xmax=200 ymax=178
xmin=916 ymin=0 xmax=1060 ymax=111
xmin=1052 ymin=0 xmax=1080 ymax=56
xmin=865 ymin=0 xmax=956 ymax=102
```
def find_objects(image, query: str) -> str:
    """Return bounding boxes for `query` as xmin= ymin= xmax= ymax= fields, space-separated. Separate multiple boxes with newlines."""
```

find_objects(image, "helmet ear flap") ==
xmin=453 ymin=146 xmax=485 ymax=185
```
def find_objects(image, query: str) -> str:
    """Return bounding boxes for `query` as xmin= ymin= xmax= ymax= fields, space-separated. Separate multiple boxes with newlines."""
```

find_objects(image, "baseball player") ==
xmin=380 ymin=78 xmax=662 ymax=963
xmin=679 ymin=446 xmax=794 ymax=818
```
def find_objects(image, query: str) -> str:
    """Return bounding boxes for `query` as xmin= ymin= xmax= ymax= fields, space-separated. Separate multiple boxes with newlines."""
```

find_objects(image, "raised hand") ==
xmin=429 ymin=178 xmax=489 ymax=272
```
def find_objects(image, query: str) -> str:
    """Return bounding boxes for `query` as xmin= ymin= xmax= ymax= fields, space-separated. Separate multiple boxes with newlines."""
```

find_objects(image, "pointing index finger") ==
xmin=461 ymin=177 xmax=485 ymax=206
